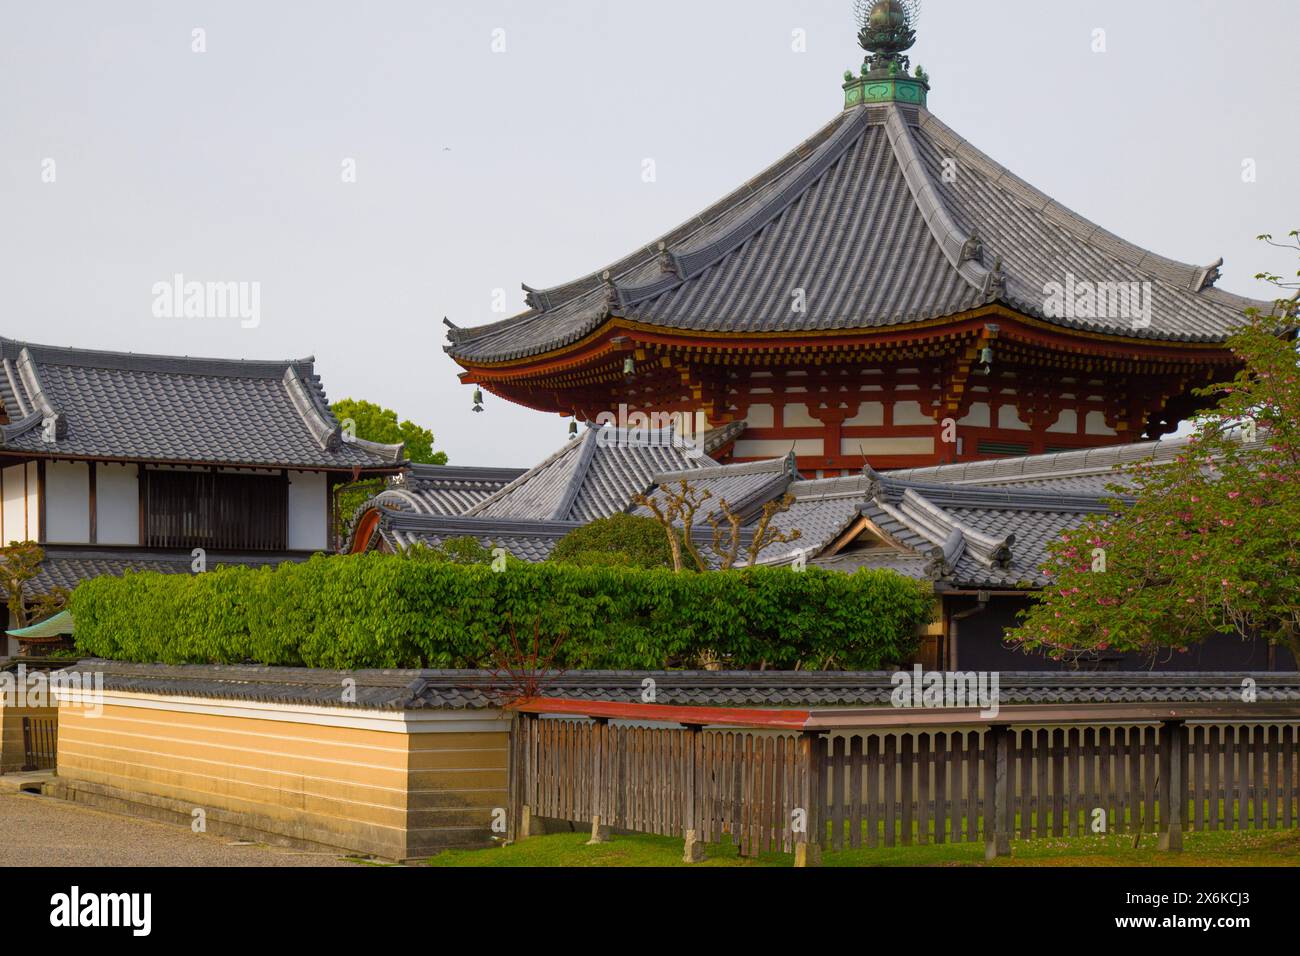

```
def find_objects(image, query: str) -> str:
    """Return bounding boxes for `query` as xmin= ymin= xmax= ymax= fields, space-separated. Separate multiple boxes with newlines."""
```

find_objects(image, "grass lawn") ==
xmin=423 ymin=828 xmax=1300 ymax=868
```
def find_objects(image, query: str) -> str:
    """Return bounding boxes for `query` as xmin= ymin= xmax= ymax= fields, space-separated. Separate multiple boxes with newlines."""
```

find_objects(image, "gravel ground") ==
xmin=0 ymin=792 xmax=363 ymax=867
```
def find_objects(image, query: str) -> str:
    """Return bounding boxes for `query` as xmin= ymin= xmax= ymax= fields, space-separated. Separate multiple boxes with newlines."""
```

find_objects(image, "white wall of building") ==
xmin=892 ymin=402 xmax=934 ymax=426
xmin=1085 ymin=411 xmax=1119 ymax=436
xmin=734 ymin=438 xmax=823 ymax=459
xmin=0 ymin=462 xmax=39 ymax=546
xmin=287 ymin=470 xmax=328 ymax=551
xmin=96 ymin=463 xmax=139 ymax=545
xmin=45 ymin=461 xmax=91 ymax=543
xmin=997 ymin=405 xmax=1032 ymax=431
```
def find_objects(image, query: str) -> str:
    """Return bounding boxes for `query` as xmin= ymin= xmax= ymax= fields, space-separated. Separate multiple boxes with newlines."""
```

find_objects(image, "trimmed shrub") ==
xmin=70 ymin=555 xmax=934 ymax=671
xmin=550 ymin=514 xmax=676 ymax=569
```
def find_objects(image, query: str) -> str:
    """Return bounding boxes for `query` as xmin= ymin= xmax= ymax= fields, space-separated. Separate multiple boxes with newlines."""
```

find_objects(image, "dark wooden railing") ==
xmin=508 ymin=699 xmax=1300 ymax=865
xmin=21 ymin=716 xmax=58 ymax=771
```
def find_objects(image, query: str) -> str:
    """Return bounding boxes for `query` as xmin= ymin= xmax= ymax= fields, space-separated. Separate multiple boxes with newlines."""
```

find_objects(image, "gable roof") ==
xmin=346 ymin=425 xmax=732 ymax=559
xmin=0 ymin=338 xmax=404 ymax=470
xmin=635 ymin=454 xmax=799 ymax=525
xmin=630 ymin=451 xmax=1122 ymax=588
xmin=883 ymin=430 xmax=1269 ymax=496
xmin=369 ymin=464 xmax=527 ymax=517
xmin=447 ymin=103 xmax=1272 ymax=364
xmin=465 ymin=425 xmax=717 ymax=522
xmin=359 ymin=513 xmax=584 ymax=563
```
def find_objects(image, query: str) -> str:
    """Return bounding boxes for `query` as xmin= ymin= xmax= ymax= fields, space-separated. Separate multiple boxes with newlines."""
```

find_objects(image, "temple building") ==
xmin=446 ymin=3 xmax=1270 ymax=475
xmin=0 ymin=338 xmax=405 ymax=654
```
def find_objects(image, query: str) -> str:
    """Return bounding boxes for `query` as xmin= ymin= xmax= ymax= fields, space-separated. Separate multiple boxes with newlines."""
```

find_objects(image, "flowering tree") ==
xmin=1011 ymin=232 xmax=1300 ymax=664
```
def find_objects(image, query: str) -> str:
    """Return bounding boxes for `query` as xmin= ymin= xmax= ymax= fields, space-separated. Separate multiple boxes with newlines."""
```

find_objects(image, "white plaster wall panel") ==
xmin=744 ymin=404 xmax=775 ymax=428
xmin=1047 ymin=409 xmax=1079 ymax=435
xmin=957 ymin=403 xmax=991 ymax=428
xmin=843 ymin=437 xmax=936 ymax=457
xmin=780 ymin=404 xmax=820 ymax=428
xmin=1086 ymin=411 xmax=1118 ymax=436
xmin=734 ymin=439 xmax=823 ymax=458
xmin=998 ymin=405 xmax=1032 ymax=431
xmin=892 ymin=402 xmax=934 ymax=426
xmin=843 ymin=402 xmax=884 ymax=427
xmin=45 ymin=461 xmax=90 ymax=543
xmin=96 ymin=464 xmax=140 ymax=546
xmin=1 ymin=464 xmax=29 ymax=544
xmin=288 ymin=471 xmax=328 ymax=551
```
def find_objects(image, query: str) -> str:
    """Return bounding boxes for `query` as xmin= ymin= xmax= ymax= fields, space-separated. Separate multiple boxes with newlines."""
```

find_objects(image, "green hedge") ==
xmin=69 ymin=555 xmax=934 ymax=671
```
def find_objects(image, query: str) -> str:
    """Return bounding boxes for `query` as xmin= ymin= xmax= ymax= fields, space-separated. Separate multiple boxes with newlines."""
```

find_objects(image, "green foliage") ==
xmin=0 ymin=541 xmax=69 ymax=625
xmin=1011 ymin=232 xmax=1300 ymax=662
xmin=403 ymin=537 xmax=496 ymax=566
xmin=550 ymin=515 xmax=677 ymax=569
xmin=328 ymin=398 xmax=449 ymax=546
xmin=329 ymin=398 xmax=447 ymax=465
xmin=69 ymin=556 xmax=934 ymax=671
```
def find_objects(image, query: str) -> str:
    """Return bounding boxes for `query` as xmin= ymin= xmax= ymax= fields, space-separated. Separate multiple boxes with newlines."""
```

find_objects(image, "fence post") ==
xmin=984 ymin=725 xmax=1012 ymax=861
xmin=588 ymin=718 xmax=611 ymax=844
xmin=21 ymin=718 xmax=36 ymax=773
xmin=682 ymin=725 xmax=705 ymax=862
xmin=795 ymin=731 xmax=824 ymax=867
xmin=515 ymin=714 xmax=542 ymax=842
xmin=1158 ymin=719 xmax=1185 ymax=852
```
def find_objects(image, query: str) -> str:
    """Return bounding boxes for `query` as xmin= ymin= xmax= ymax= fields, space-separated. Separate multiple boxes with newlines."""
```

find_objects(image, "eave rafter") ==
xmin=462 ymin=303 xmax=1237 ymax=419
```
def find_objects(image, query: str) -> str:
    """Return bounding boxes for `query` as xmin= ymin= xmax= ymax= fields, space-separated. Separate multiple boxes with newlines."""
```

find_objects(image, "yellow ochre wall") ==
xmin=54 ymin=697 xmax=510 ymax=861
xmin=0 ymin=704 xmax=58 ymax=772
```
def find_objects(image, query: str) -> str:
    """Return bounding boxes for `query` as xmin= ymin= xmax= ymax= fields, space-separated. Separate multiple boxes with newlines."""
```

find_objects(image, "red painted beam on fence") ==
xmin=510 ymin=698 xmax=1300 ymax=731
xmin=508 ymin=697 xmax=813 ymax=730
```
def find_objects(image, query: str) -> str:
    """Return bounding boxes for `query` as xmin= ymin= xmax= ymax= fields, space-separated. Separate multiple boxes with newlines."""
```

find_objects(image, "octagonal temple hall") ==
xmin=444 ymin=16 xmax=1271 ymax=476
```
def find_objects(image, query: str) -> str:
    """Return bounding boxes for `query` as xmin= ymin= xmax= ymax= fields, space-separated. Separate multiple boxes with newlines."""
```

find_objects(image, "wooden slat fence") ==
xmin=508 ymin=702 xmax=1300 ymax=865
xmin=818 ymin=722 xmax=1300 ymax=849
xmin=516 ymin=717 xmax=813 ymax=857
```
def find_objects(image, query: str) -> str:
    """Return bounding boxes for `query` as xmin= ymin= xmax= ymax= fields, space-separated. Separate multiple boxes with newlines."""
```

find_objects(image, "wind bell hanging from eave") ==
xmin=472 ymin=388 xmax=484 ymax=413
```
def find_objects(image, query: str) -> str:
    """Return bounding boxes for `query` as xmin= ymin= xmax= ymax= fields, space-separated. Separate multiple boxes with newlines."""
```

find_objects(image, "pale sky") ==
xmin=2 ymin=0 xmax=1296 ymax=466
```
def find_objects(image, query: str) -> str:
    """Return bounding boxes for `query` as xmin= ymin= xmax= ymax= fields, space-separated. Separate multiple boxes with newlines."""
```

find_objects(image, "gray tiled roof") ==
xmin=353 ymin=432 xmax=1255 ymax=589
xmin=0 ymin=338 xmax=404 ymax=469
xmin=23 ymin=547 xmax=305 ymax=598
xmin=467 ymin=425 xmax=716 ymax=522
xmin=54 ymin=662 xmax=1300 ymax=711
xmin=883 ymin=431 xmax=1268 ymax=496
xmin=810 ymin=470 xmax=1117 ymax=589
xmin=446 ymin=103 xmax=1271 ymax=363
xmin=361 ymin=512 xmax=582 ymax=563
xmin=635 ymin=454 xmax=797 ymax=524
xmin=371 ymin=464 xmax=526 ymax=517
xmin=346 ymin=426 xmax=739 ymax=560
xmin=631 ymin=451 xmax=1118 ymax=588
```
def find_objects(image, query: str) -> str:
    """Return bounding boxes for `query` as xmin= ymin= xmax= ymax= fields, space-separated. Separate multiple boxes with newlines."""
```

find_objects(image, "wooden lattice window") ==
xmin=141 ymin=469 xmax=287 ymax=551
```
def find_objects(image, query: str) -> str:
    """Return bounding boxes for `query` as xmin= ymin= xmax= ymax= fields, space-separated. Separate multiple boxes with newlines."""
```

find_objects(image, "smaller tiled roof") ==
xmin=371 ymin=464 xmax=526 ymax=517
xmin=467 ymin=425 xmax=718 ymax=523
xmin=362 ymin=512 xmax=583 ymax=563
xmin=347 ymin=425 xmax=732 ymax=557
xmin=351 ymin=429 xmax=1265 ymax=587
xmin=800 ymin=470 xmax=1119 ymax=589
xmin=883 ymin=431 xmax=1267 ymax=496
xmin=23 ymin=547 xmax=305 ymax=598
xmin=53 ymin=662 xmax=1300 ymax=711
xmin=636 ymin=454 xmax=798 ymax=524
xmin=7 ymin=609 xmax=74 ymax=639
xmin=0 ymin=338 xmax=404 ymax=470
